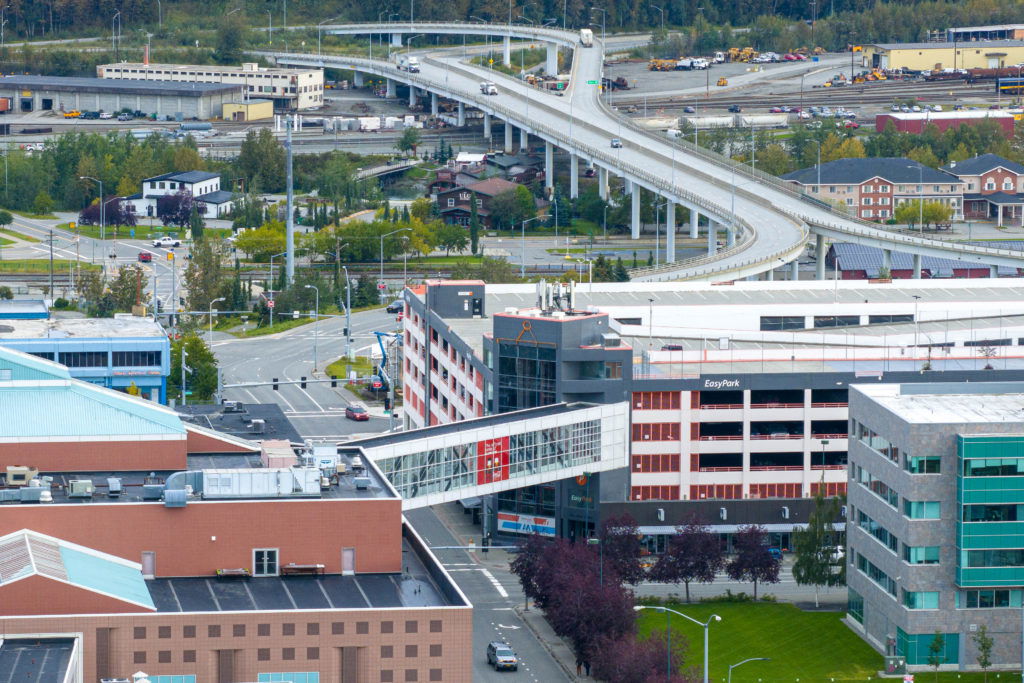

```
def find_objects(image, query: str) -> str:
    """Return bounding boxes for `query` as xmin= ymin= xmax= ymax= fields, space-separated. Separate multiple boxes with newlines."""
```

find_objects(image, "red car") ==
xmin=137 ymin=252 xmax=152 ymax=262
xmin=345 ymin=404 xmax=370 ymax=421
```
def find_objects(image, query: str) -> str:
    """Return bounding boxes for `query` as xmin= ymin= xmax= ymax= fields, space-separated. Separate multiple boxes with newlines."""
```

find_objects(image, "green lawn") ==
xmin=325 ymin=355 xmax=375 ymax=380
xmin=0 ymin=259 xmax=100 ymax=273
xmin=0 ymin=228 xmax=40 ymax=242
xmin=637 ymin=602 xmax=1010 ymax=681
xmin=62 ymin=223 xmax=231 ymax=241
xmin=0 ymin=235 xmax=12 ymax=247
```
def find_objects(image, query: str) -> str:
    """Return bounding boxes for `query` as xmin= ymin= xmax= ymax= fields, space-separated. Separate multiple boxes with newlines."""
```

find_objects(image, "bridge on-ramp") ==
xmin=262 ymin=23 xmax=1024 ymax=281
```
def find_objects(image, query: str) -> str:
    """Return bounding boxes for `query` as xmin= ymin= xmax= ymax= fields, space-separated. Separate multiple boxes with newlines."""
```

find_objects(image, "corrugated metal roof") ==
xmin=0 ymin=530 xmax=154 ymax=610
xmin=0 ymin=345 xmax=70 ymax=381
xmin=0 ymin=382 xmax=184 ymax=438
xmin=0 ymin=75 xmax=240 ymax=97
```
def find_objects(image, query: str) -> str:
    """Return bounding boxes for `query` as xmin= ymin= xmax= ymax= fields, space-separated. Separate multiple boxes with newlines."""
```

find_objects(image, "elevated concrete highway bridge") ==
xmin=261 ymin=23 xmax=1024 ymax=281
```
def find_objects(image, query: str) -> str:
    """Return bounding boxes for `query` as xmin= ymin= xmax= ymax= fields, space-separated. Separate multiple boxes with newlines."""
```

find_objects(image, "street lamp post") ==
xmin=318 ymin=15 xmax=344 ymax=55
xmin=633 ymin=606 xmax=721 ymax=683
xmin=586 ymin=537 xmax=604 ymax=585
xmin=304 ymin=284 xmax=320 ymax=372
xmin=268 ymin=250 xmax=286 ymax=327
xmin=342 ymin=265 xmax=352 ymax=361
xmin=728 ymin=658 xmax=771 ymax=683
xmin=521 ymin=215 xmax=544 ymax=276
xmin=650 ymin=4 xmax=665 ymax=34
xmin=208 ymin=297 xmax=225 ymax=345
xmin=380 ymin=228 xmax=411 ymax=302
xmin=79 ymin=176 xmax=105 ymax=273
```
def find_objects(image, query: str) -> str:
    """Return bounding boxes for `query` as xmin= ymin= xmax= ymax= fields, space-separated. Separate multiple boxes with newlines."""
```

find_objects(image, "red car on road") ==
xmin=137 ymin=252 xmax=152 ymax=262
xmin=345 ymin=404 xmax=370 ymax=421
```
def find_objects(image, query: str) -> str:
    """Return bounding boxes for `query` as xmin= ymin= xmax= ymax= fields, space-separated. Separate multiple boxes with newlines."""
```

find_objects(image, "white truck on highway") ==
xmin=479 ymin=81 xmax=498 ymax=95
xmin=396 ymin=54 xmax=420 ymax=72
xmin=580 ymin=28 xmax=593 ymax=47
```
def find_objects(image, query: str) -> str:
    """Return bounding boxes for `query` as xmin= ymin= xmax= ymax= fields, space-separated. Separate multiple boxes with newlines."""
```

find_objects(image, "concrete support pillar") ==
xmin=385 ymin=78 xmax=396 ymax=98
xmin=707 ymin=221 xmax=718 ymax=256
xmin=569 ymin=153 xmax=579 ymax=199
xmin=504 ymin=121 xmax=514 ymax=153
xmin=991 ymin=264 xmax=999 ymax=278
xmin=408 ymin=85 xmax=417 ymax=107
xmin=690 ymin=208 xmax=699 ymax=239
xmin=665 ymin=202 xmax=676 ymax=263
xmin=815 ymin=234 xmax=826 ymax=280
xmin=631 ymin=184 xmax=641 ymax=239
xmin=882 ymin=249 xmax=892 ymax=273
xmin=791 ymin=260 xmax=800 ymax=281
xmin=766 ymin=267 xmax=774 ymax=281
xmin=520 ymin=127 xmax=528 ymax=151
xmin=430 ymin=92 xmax=438 ymax=116
xmin=457 ymin=101 xmax=465 ymax=127
xmin=503 ymin=36 xmax=512 ymax=66
xmin=483 ymin=112 xmax=492 ymax=141
xmin=546 ymin=44 xmax=558 ymax=74
xmin=624 ymin=178 xmax=633 ymax=194
xmin=544 ymin=142 xmax=554 ymax=192
xmin=725 ymin=227 xmax=735 ymax=247
xmin=391 ymin=33 xmax=403 ymax=47
xmin=598 ymin=167 xmax=609 ymax=200
xmin=353 ymin=72 xmax=364 ymax=87
xmin=913 ymin=253 xmax=922 ymax=279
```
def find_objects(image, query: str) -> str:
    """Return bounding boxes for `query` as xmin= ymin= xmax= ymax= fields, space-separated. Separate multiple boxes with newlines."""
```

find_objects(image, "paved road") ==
xmin=405 ymin=508 xmax=570 ymax=683
xmin=212 ymin=307 xmax=400 ymax=440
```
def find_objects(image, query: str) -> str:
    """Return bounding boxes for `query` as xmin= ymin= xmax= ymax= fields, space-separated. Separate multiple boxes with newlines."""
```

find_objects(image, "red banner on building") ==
xmin=477 ymin=436 xmax=510 ymax=485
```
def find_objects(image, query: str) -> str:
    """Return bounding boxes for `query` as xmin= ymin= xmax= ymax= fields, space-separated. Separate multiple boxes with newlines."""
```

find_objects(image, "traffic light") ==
xmin=300 ymin=376 xmax=307 ymax=389
xmin=272 ymin=377 xmax=279 ymax=391
xmin=383 ymin=397 xmax=392 ymax=411
xmin=342 ymin=327 xmax=348 ymax=337
xmin=330 ymin=375 xmax=338 ymax=388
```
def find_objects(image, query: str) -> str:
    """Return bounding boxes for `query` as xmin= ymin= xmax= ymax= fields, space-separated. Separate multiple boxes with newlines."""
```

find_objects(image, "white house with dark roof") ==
xmin=123 ymin=170 xmax=235 ymax=218
xmin=941 ymin=153 xmax=1024 ymax=226
xmin=781 ymin=157 xmax=964 ymax=222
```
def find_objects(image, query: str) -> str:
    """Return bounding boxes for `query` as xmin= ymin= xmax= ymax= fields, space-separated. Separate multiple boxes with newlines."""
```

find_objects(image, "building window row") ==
xmin=750 ymin=482 xmax=802 ymax=499
xmin=903 ymin=500 xmax=941 ymax=520
xmin=60 ymin=351 xmax=108 ymax=367
xmin=855 ymin=551 xmax=898 ymax=597
xmin=853 ymin=421 xmax=900 ymax=465
xmin=380 ymin=670 xmax=444 ymax=682
xmin=962 ymin=589 xmax=1022 ymax=608
xmin=113 ymin=350 xmax=162 ymax=367
xmin=963 ymin=503 xmax=1022 ymax=522
xmin=903 ymin=545 xmax=939 ymax=565
xmin=902 ymin=590 xmax=939 ymax=610
xmin=965 ymin=548 xmax=1024 ymax=567
xmin=905 ymin=455 xmax=941 ymax=474
xmin=632 ymin=391 xmax=681 ymax=410
xmin=631 ymin=485 xmax=680 ymax=501
xmin=857 ymin=510 xmax=899 ymax=554
xmin=632 ymin=453 xmax=680 ymax=473
xmin=964 ymin=456 xmax=1024 ymax=477
xmin=854 ymin=465 xmax=899 ymax=508
xmin=258 ymin=674 xmax=320 ymax=683
xmin=690 ymin=484 xmax=741 ymax=500
xmin=633 ymin=423 xmax=681 ymax=441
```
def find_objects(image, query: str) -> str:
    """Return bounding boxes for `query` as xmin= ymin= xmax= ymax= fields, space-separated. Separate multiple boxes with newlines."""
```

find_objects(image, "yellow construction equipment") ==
xmin=717 ymin=77 xmax=728 ymax=86
xmin=648 ymin=58 xmax=676 ymax=71
xmin=726 ymin=47 xmax=758 ymax=62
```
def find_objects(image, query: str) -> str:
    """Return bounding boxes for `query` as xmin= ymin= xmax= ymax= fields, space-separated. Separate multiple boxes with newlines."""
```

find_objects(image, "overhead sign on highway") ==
xmin=586 ymin=79 xmax=599 ymax=84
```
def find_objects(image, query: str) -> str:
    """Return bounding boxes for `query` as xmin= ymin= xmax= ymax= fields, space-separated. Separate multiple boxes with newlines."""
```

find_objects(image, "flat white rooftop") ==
xmin=855 ymin=382 xmax=1024 ymax=424
xmin=0 ymin=314 xmax=165 ymax=339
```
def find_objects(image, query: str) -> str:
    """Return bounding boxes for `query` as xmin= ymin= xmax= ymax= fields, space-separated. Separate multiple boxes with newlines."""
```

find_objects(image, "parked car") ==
xmin=385 ymin=299 xmax=404 ymax=314
xmin=486 ymin=642 xmax=519 ymax=672
xmin=728 ymin=104 xmax=742 ymax=113
xmin=767 ymin=547 xmax=783 ymax=561
xmin=843 ymin=121 xmax=860 ymax=129
xmin=152 ymin=236 xmax=181 ymax=248
xmin=911 ymin=104 xmax=922 ymax=112
xmin=682 ymin=105 xmax=696 ymax=113
xmin=931 ymin=104 xmax=943 ymax=112
xmin=610 ymin=138 xmax=622 ymax=148
xmin=345 ymin=404 xmax=370 ymax=421
xmin=117 ymin=113 xmax=133 ymax=121
xmin=768 ymin=106 xmax=783 ymax=113
xmin=99 ymin=112 xmax=113 ymax=119
xmin=137 ymin=252 xmax=153 ymax=263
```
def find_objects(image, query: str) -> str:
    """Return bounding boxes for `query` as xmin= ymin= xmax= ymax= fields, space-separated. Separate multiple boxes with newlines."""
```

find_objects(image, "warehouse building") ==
xmin=847 ymin=381 xmax=1024 ymax=671
xmin=97 ymin=62 xmax=323 ymax=111
xmin=0 ymin=75 xmax=242 ymax=120
xmin=861 ymin=41 xmax=1024 ymax=71
xmin=946 ymin=23 xmax=1024 ymax=42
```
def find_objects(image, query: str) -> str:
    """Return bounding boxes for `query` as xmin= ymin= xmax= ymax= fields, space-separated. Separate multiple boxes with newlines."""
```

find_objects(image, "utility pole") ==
xmin=342 ymin=265 xmax=352 ymax=361
xmin=285 ymin=115 xmax=295 ymax=284
xmin=47 ymin=230 xmax=54 ymax=300
xmin=180 ymin=347 xmax=189 ymax=407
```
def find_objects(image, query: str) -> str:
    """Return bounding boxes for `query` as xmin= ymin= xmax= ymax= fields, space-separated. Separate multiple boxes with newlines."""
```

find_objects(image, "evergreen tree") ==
xmin=792 ymin=486 xmax=845 ymax=607
xmin=613 ymin=257 xmax=630 ymax=282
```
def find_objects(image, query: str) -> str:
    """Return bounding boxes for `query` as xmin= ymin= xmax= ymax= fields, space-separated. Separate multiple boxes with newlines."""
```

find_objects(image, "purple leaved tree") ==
xmin=726 ymin=524 xmax=781 ymax=599
xmin=544 ymin=560 xmax=636 ymax=663
xmin=591 ymin=631 xmax=699 ymax=683
xmin=508 ymin=533 xmax=552 ymax=610
xmin=598 ymin=512 xmax=647 ymax=585
xmin=650 ymin=515 xmax=724 ymax=603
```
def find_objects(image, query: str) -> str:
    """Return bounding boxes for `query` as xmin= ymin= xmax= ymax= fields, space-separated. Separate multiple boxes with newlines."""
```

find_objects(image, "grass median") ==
xmin=0 ymin=259 xmax=100 ymax=273
xmin=0 ymin=228 xmax=41 ymax=243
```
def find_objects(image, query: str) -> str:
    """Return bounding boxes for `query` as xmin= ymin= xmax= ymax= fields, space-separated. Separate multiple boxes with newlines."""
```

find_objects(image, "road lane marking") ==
xmin=447 ymin=568 xmax=508 ymax=597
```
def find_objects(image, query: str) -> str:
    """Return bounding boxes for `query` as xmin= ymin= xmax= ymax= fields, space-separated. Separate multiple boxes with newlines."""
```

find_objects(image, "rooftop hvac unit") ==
xmin=6 ymin=466 xmax=38 ymax=487
xmin=250 ymin=418 xmax=266 ymax=434
xmin=142 ymin=484 xmax=165 ymax=500
xmin=222 ymin=400 xmax=245 ymax=413
xmin=68 ymin=479 xmax=95 ymax=498
xmin=19 ymin=487 xmax=45 ymax=503
xmin=107 ymin=478 xmax=123 ymax=498
xmin=354 ymin=476 xmax=371 ymax=490
xmin=350 ymin=456 xmax=364 ymax=471
xmin=164 ymin=489 xmax=188 ymax=508
xmin=0 ymin=489 xmax=21 ymax=503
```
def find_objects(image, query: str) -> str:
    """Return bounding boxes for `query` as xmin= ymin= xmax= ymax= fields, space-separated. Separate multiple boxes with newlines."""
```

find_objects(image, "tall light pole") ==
xmin=728 ymin=658 xmax=770 ymax=683
xmin=268 ymin=250 xmax=286 ymax=327
xmin=304 ymin=284 xmax=320 ymax=372
xmin=634 ymin=606 xmax=721 ymax=683
xmin=156 ymin=0 xmax=162 ymax=29
xmin=208 ymin=297 xmax=225 ymax=345
xmin=342 ymin=265 xmax=352 ymax=361
xmin=266 ymin=10 xmax=273 ymax=44
xmin=651 ymin=4 xmax=665 ymax=34
xmin=380 ymin=228 xmax=411 ymax=302
xmin=590 ymin=7 xmax=606 ymax=46
xmin=521 ymin=215 xmax=543 ymax=276
xmin=79 ymin=176 xmax=105 ymax=273
xmin=112 ymin=10 xmax=120 ymax=53
xmin=318 ymin=15 xmax=344 ymax=55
